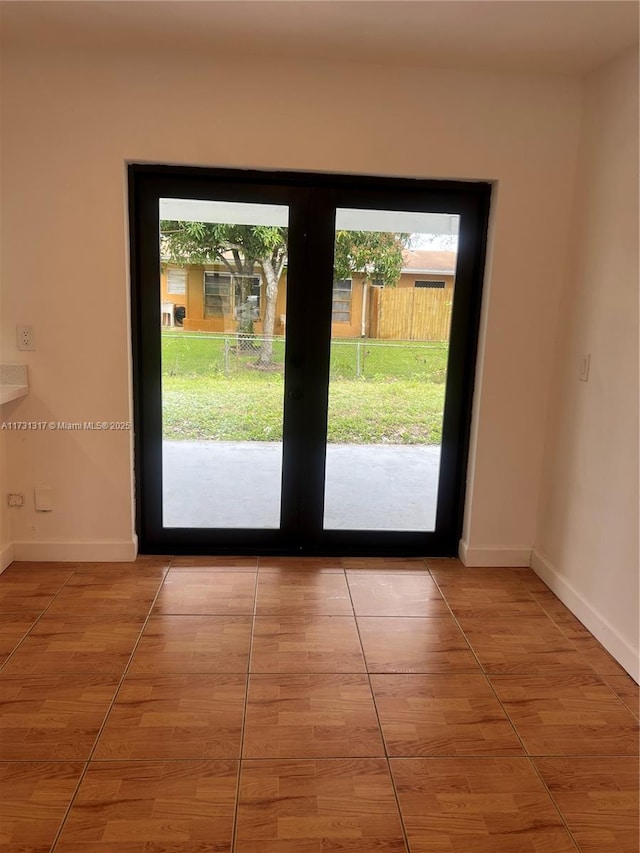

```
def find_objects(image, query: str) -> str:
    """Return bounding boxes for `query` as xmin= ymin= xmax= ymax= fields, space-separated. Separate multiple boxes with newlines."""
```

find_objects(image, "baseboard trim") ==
xmin=531 ymin=548 xmax=639 ymax=681
xmin=459 ymin=540 xmax=532 ymax=567
xmin=0 ymin=542 xmax=15 ymax=574
xmin=12 ymin=539 xmax=139 ymax=562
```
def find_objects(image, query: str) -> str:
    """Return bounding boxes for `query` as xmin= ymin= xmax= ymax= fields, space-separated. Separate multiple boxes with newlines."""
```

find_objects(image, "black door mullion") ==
xmin=283 ymin=188 xmax=335 ymax=549
xmin=278 ymin=188 xmax=311 ymax=538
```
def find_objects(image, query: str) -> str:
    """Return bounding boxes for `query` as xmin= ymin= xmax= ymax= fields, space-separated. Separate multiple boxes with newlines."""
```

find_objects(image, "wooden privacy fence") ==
xmin=369 ymin=286 xmax=453 ymax=341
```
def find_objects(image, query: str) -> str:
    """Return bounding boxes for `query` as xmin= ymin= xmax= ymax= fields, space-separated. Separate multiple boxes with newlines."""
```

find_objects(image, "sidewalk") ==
xmin=162 ymin=441 xmax=441 ymax=530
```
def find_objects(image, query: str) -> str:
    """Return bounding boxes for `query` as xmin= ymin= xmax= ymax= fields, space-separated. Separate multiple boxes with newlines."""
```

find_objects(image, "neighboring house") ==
xmin=159 ymin=249 xmax=456 ymax=340
xmin=160 ymin=264 xmax=276 ymax=335
xmin=398 ymin=250 xmax=456 ymax=289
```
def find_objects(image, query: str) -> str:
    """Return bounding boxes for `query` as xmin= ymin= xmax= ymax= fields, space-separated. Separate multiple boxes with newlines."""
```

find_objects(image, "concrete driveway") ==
xmin=162 ymin=440 xmax=441 ymax=530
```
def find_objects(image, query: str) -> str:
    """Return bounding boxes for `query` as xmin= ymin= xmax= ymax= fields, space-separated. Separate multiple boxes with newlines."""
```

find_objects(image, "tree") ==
xmin=161 ymin=221 xmax=287 ymax=366
xmin=334 ymin=230 xmax=407 ymax=287
xmin=161 ymin=220 xmax=407 ymax=365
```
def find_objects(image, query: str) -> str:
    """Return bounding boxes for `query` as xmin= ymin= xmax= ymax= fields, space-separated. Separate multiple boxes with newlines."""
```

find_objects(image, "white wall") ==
xmin=534 ymin=46 xmax=639 ymax=678
xmin=0 ymin=42 xmax=582 ymax=561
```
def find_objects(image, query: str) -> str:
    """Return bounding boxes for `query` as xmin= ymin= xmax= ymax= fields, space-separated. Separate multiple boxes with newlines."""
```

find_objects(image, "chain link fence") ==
xmin=162 ymin=332 xmax=449 ymax=383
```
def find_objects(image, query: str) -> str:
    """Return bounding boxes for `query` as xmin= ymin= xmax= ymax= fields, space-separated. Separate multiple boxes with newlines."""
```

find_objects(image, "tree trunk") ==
xmin=257 ymin=256 xmax=279 ymax=366
xmin=236 ymin=276 xmax=254 ymax=336
xmin=235 ymin=258 xmax=255 ymax=336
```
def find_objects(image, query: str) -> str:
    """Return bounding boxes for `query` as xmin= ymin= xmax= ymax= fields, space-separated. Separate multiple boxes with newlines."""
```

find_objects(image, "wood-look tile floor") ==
xmin=0 ymin=557 xmax=637 ymax=852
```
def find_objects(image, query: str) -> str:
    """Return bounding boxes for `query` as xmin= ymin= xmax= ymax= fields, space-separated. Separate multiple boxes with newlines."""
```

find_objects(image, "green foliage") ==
xmin=333 ymin=230 xmax=408 ymax=286
xmin=162 ymin=220 xmax=408 ymax=285
xmin=160 ymin=221 xmax=287 ymax=269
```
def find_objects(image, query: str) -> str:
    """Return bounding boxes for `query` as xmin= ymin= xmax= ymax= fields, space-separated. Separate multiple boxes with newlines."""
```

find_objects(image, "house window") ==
xmin=415 ymin=280 xmax=445 ymax=289
xmin=167 ymin=268 xmax=187 ymax=295
xmin=234 ymin=275 xmax=261 ymax=321
xmin=204 ymin=272 xmax=232 ymax=317
xmin=204 ymin=272 xmax=261 ymax=319
xmin=332 ymin=279 xmax=352 ymax=323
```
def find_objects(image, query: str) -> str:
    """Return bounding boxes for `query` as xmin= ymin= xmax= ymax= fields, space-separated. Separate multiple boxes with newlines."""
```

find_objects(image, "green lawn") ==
xmin=162 ymin=332 xmax=448 ymax=444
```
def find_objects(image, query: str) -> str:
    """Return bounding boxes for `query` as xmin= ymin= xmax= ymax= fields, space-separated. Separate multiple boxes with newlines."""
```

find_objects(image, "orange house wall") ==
xmin=397 ymin=272 xmax=455 ymax=289
xmin=160 ymin=266 xmax=452 ymax=337
xmin=161 ymin=264 xmax=268 ymax=334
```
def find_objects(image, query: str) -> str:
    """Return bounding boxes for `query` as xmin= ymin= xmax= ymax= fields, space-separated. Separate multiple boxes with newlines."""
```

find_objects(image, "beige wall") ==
xmin=534 ymin=47 xmax=639 ymax=678
xmin=0 ymin=42 xmax=582 ymax=561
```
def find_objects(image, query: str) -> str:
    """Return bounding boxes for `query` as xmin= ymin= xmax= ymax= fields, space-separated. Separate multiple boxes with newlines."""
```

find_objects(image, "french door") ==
xmin=130 ymin=166 xmax=490 ymax=555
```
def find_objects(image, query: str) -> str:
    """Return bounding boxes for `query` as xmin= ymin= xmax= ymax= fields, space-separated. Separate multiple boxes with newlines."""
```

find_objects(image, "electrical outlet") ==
xmin=17 ymin=325 xmax=35 ymax=351
xmin=7 ymin=493 xmax=24 ymax=507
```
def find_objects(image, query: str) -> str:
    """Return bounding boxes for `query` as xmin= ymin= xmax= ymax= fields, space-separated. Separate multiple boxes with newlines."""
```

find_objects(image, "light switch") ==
xmin=35 ymin=486 xmax=53 ymax=512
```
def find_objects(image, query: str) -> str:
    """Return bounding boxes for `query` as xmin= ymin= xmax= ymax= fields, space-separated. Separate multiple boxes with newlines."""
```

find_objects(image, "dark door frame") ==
xmin=129 ymin=165 xmax=491 ymax=556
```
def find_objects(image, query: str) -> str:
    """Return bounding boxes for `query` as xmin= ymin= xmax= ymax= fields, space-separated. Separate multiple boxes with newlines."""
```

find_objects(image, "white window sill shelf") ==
xmin=0 ymin=365 xmax=29 ymax=405
xmin=0 ymin=384 xmax=29 ymax=405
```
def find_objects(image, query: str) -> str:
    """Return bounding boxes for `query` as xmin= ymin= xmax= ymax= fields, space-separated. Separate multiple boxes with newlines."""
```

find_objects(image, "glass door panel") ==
xmin=158 ymin=198 xmax=289 ymax=529
xmin=323 ymin=208 xmax=460 ymax=532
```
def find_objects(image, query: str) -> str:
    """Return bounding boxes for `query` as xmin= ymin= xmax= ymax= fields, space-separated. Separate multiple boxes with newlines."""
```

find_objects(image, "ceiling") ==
xmin=1 ymin=0 xmax=638 ymax=75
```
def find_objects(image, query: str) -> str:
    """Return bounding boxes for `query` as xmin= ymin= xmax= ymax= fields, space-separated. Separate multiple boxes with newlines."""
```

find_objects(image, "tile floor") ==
xmin=0 ymin=555 xmax=637 ymax=852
